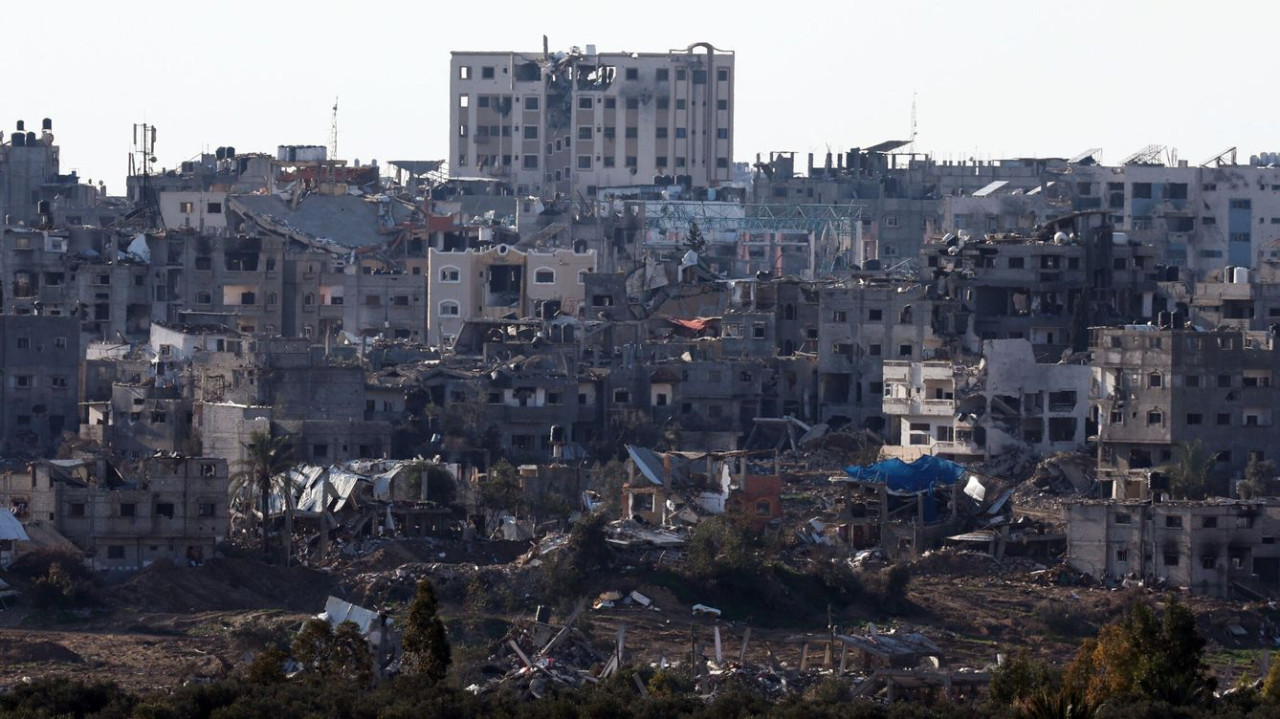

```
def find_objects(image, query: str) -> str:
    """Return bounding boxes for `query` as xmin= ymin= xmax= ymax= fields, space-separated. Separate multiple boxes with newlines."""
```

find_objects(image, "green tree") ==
xmin=687 ymin=514 xmax=755 ymax=579
xmin=291 ymin=618 xmax=372 ymax=687
xmin=245 ymin=647 xmax=288 ymax=685
xmin=231 ymin=430 xmax=295 ymax=554
xmin=1263 ymin=653 xmax=1280 ymax=702
xmin=1239 ymin=455 xmax=1276 ymax=499
xmin=541 ymin=511 xmax=612 ymax=600
xmin=478 ymin=459 xmax=522 ymax=524
xmin=402 ymin=461 xmax=457 ymax=506
xmin=988 ymin=650 xmax=1059 ymax=708
xmin=1063 ymin=597 xmax=1213 ymax=705
xmin=684 ymin=221 xmax=707 ymax=255
xmin=1018 ymin=685 xmax=1098 ymax=719
xmin=1164 ymin=439 xmax=1220 ymax=499
xmin=401 ymin=579 xmax=451 ymax=684
xmin=591 ymin=458 xmax=629 ymax=516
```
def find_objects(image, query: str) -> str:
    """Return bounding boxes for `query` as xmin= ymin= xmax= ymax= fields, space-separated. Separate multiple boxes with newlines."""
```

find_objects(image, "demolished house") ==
xmin=254 ymin=460 xmax=456 ymax=558
xmin=621 ymin=445 xmax=782 ymax=530
xmin=880 ymin=338 xmax=1091 ymax=467
xmin=829 ymin=455 xmax=1015 ymax=560
xmin=27 ymin=456 xmax=229 ymax=570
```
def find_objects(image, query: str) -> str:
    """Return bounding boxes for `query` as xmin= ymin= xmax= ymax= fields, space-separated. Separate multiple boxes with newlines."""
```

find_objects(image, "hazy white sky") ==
xmin=9 ymin=0 xmax=1276 ymax=193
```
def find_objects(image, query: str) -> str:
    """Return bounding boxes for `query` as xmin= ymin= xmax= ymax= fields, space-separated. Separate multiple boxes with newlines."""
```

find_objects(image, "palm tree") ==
xmin=1165 ymin=439 xmax=1217 ymax=499
xmin=231 ymin=430 xmax=294 ymax=554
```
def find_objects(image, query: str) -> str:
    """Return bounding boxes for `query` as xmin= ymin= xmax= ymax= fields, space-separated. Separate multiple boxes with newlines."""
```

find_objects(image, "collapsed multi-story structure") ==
xmin=926 ymin=215 xmax=1161 ymax=357
xmin=881 ymin=339 xmax=1091 ymax=463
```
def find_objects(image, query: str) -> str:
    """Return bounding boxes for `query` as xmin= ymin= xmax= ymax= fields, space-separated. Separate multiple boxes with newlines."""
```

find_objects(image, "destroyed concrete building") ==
xmin=621 ymin=445 xmax=782 ymax=530
xmin=27 ymin=455 xmax=229 ymax=570
xmin=145 ymin=233 xmax=287 ymax=334
xmin=1066 ymin=499 xmax=1280 ymax=597
xmin=831 ymin=455 xmax=1013 ymax=560
xmin=752 ymin=148 xmax=1069 ymax=262
xmin=0 ymin=315 xmax=80 ymax=454
xmin=0 ymin=225 xmax=154 ymax=347
xmin=1067 ymin=152 xmax=1280 ymax=278
xmin=426 ymin=243 xmax=596 ymax=346
xmin=816 ymin=279 xmax=945 ymax=431
xmin=450 ymin=41 xmax=735 ymax=200
xmin=881 ymin=339 xmax=1091 ymax=463
xmin=1090 ymin=325 xmax=1279 ymax=498
xmin=925 ymin=215 xmax=1161 ymax=357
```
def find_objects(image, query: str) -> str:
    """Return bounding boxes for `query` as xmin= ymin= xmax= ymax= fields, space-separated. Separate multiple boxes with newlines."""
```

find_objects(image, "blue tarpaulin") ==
xmin=842 ymin=455 xmax=967 ymax=492
xmin=841 ymin=455 xmax=968 ymax=512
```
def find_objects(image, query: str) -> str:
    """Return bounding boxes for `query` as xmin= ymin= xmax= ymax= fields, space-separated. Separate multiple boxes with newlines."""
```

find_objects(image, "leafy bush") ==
xmin=0 ymin=677 xmax=135 ymax=718
xmin=12 ymin=548 xmax=99 ymax=610
xmin=1032 ymin=601 xmax=1093 ymax=638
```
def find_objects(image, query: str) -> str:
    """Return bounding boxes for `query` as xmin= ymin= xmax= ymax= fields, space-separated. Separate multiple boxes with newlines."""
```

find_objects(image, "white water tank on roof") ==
xmin=1236 ymin=267 xmax=1250 ymax=284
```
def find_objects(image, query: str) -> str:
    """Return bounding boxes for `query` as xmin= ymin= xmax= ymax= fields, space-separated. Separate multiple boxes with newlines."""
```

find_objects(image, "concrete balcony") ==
xmin=881 ymin=397 xmax=955 ymax=417
xmin=882 ymin=440 xmax=983 ymax=461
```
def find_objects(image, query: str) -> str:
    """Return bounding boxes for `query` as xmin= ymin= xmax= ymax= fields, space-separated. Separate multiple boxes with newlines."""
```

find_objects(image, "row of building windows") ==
xmin=830 ymin=342 xmax=916 ymax=358
xmin=66 ymin=502 xmax=218 ymax=519
xmin=1110 ymin=408 xmax=1272 ymax=428
xmin=434 ymin=267 xmax=589 ymax=284
xmin=13 ymin=336 xmax=68 ymax=350
xmin=1115 ymin=368 xmax=1271 ymax=389
xmin=460 ymin=65 xmax=730 ymax=84
xmin=465 ymin=94 xmax=730 ymax=113
xmin=10 ymin=375 xmax=69 ymax=388
xmin=465 ymin=122 xmax=729 ymax=140
xmin=460 ymin=153 xmax=730 ymax=170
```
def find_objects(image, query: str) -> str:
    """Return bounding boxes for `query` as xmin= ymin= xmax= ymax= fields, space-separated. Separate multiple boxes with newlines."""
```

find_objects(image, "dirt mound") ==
xmin=108 ymin=558 xmax=337 ymax=613
xmin=907 ymin=549 xmax=1004 ymax=577
xmin=339 ymin=539 xmax=534 ymax=574
xmin=348 ymin=542 xmax=424 ymax=573
xmin=0 ymin=637 xmax=82 ymax=664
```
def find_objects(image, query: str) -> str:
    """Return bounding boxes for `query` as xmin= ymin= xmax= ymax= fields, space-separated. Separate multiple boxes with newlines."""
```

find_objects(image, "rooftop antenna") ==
xmin=328 ymin=96 xmax=339 ymax=160
xmin=129 ymin=123 xmax=160 ymax=228
xmin=908 ymin=91 xmax=918 ymax=150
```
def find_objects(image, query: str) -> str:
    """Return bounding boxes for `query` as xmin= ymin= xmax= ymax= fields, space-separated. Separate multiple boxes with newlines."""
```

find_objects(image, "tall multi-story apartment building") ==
xmin=450 ymin=42 xmax=734 ymax=200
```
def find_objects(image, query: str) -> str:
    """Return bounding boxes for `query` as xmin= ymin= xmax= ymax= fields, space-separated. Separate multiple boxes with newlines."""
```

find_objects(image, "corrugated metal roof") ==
xmin=971 ymin=180 xmax=1009 ymax=198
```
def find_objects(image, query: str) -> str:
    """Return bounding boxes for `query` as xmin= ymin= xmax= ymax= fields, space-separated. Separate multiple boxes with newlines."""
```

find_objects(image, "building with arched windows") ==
xmin=426 ymin=243 xmax=595 ymax=346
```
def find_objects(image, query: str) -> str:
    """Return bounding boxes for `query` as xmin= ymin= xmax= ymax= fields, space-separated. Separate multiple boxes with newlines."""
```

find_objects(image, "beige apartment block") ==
xmin=450 ymin=42 xmax=733 ymax=199
xmin=426 ymin=244 xmax=596 ymax=346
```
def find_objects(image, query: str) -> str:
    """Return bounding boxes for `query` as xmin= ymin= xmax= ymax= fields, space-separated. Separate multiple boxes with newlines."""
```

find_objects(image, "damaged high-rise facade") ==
xmin=450 ymin=42 xmax=734 ymax=200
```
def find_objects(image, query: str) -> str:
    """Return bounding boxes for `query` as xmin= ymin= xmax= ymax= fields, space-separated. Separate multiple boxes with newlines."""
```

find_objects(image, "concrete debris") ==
xmin=605 ymin=520 xmax=688 ymax=549
xmin=692 ymin=603 xmax=722 ymax=618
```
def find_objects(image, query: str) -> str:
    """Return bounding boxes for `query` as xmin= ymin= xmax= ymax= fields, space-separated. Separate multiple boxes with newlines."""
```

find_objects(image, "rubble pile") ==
xmin=1028 ymin=563 xmax=1093 ymax=587
xmin=776 ymin=426 xmax=883 ymax=477
xmin=1012 ymin=451 xmax=1096 ymax=514
xmin=475 ymin=604 xmax=611 ymax=697
xmin=340 ymin=560 xmax=536 ymax=609
xmin=908 ymin=547 xmax=1048 ymax=578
